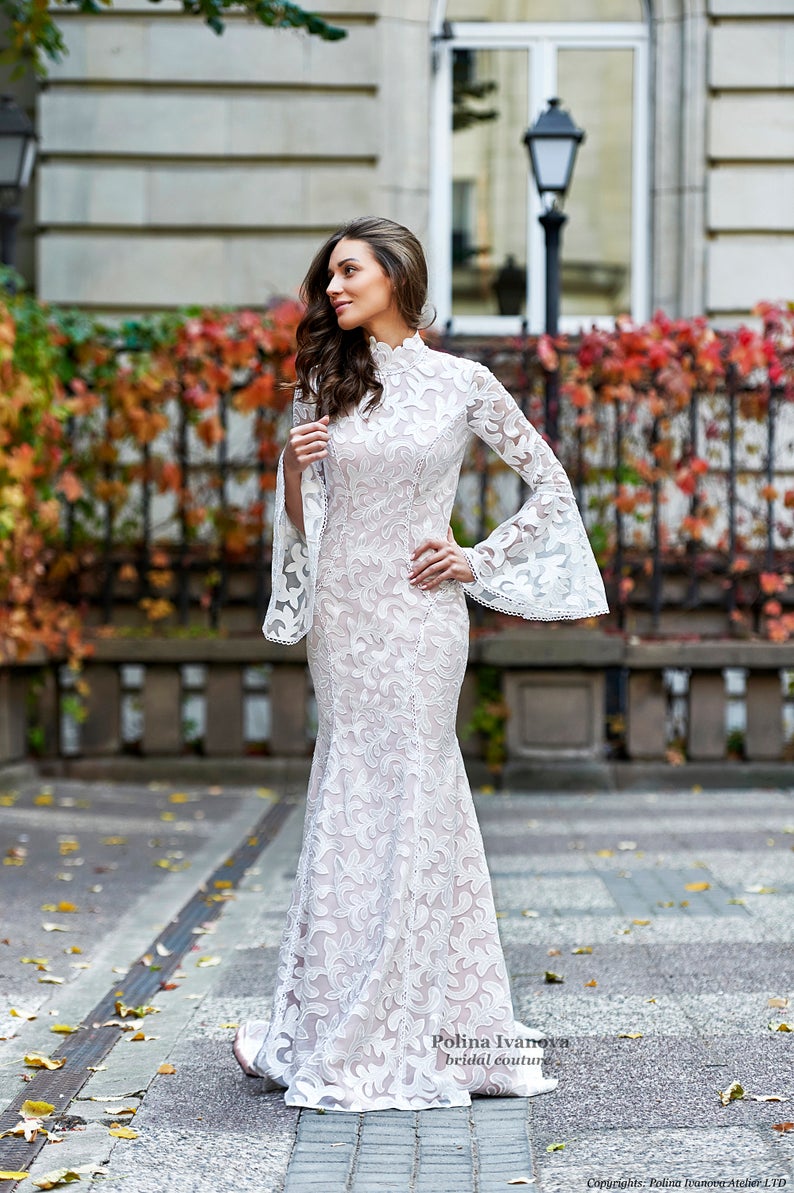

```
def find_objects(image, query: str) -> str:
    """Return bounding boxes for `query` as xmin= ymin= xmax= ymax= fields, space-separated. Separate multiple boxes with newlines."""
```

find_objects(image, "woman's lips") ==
xmin=334 ymin=302 xmax=351 ymax=314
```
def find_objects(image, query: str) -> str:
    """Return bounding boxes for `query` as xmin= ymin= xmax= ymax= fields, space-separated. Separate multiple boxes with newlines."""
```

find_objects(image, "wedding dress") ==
xmin=236 ymin=332 xmax=608 ymax=1112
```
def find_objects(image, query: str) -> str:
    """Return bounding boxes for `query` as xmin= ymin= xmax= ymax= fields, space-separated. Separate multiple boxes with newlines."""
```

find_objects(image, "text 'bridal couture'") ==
xmin=235 ymin=332 xmax=609 ymax=1112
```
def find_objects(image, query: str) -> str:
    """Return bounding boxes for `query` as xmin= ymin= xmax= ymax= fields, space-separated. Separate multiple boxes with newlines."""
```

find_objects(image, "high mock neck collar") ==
xmin=368 ymin=331 xmax=427 ymax=377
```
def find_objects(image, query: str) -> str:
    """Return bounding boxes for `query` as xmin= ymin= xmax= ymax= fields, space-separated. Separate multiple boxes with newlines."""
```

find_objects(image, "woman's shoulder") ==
xmin=424 ymin=344 xmax=490 ymax=385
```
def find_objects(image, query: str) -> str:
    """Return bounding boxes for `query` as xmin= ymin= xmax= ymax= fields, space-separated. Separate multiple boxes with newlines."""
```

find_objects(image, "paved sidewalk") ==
xmin=1 ymin=780 xmax=793 ymax=1191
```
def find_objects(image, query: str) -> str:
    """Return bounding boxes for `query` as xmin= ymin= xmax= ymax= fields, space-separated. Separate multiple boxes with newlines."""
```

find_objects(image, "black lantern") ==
xmin=523 ymin=96 xmax=584 ymax=208
xmin=523 ymin=98 xmax=585 ymax=450
xmin=0 ymin=94 xmax=38 ymax=270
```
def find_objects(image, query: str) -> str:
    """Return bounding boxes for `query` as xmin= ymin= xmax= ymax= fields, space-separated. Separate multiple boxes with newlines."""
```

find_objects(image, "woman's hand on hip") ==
xmin=408 ymin=527 xmax=475 ymax=589
xmin=284 ymin=414 xmax=330 ymax=475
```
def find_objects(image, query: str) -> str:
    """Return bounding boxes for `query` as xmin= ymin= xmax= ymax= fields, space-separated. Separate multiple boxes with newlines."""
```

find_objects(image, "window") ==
xmin=430 ymin=3 xmax=650 ymax=334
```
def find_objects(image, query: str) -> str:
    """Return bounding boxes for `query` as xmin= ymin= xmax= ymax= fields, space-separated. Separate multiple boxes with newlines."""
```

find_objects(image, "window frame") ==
xmin=429 ymin=20 xmax=651 ymax=335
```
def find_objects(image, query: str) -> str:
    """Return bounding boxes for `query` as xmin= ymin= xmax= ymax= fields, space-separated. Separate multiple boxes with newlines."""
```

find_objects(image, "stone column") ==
xmin=627 ymin=670 xmax=667 ymax=761
xmin=687 ymin=670 xmax=725 ymax=761
xmin=269 ymin=664 xmax=308 ymax=757
xmin=745 ymin=670 xmax=783 ymax=761
xmin=81 ymin=664 xmax=121 ymax=755
xmin=204 ymin=666 xmax=244 ymax=756
xmin=142 ymin=665 xmax=182 ymax=755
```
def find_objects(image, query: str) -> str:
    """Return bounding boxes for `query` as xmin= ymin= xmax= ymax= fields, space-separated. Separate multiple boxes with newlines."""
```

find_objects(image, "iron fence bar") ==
xmin=614 ymin=395 xmax=625 ymax=631
xmin=138 ymin=440 xmax=151 ymax=604
xmin=101 ymin=389 xmax=114 ymax=624
xmin=765 ymin=384 xmax=777 ymax=573
xmin=684 ymin=387 xmax=701 ymax=610
xmin=255 ymin=405 xmax=268 ymax=625
xmin=177 ymin=384 xmax=190 ymax=626
xmin=210 ymin=388 xmax=230 ymax=628
xmin=726 ymin=366 xmax=738 ymax=618
xmin=650 ymin=416 xmax=662 ymax=631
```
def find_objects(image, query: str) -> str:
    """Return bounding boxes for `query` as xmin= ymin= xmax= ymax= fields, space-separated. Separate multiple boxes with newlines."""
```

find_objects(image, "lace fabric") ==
xmin=249 ymin=334 xmax=608 ymax=1111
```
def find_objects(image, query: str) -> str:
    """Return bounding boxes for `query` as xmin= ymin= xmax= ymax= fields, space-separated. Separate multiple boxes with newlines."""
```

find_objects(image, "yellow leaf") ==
xmin=769 ymin=1022 xmax=791 ymax=1032
xmin=10 ymin=1008 xmax=36 ymax=1020
xmin=214 ymin=881 xmax=233 ymax=890
xmin=24 ymin=1053 xmax=66 ymax=1070
xmin=34 ymin=794 xmax=54 ymax=806
xmin=219 ymin=1022 xmax=239 ymax=1029
xmin=544 ymin=971 xmax=564 ymax=984
xmin=617 ymin=1032 xmax=643 ymax=1039
xmin=168 ymin=792 xmax=193 ymax=803
xmin=768 ymin=997 xmax=789 ymax=1009
xmin=55 ymin=902 xmax=78 ymax=914
xmin=50 ymin=1025 xmax=78 ymax=1035
xmin=546 ymin=1142 xmax=566 ymax=1152
xmin=128 ymin=1032 xmax=158 ymax=1042
xmin=157 ymin=1064 xmax=176 ymax=1075
xmin=596 ymin=849 xmax=614 ymax=857
xmin=160 ymin=812 xmax=176 ymax=821
xmin=632 ymin=919 xmax=651 ymax=926
xmin=108 ymin=1126 xmax=138 ymax=1139
xmin=57 ymin=840 xmax=79 ymax=855
xmin=196 ymin=956 xmax=221 ymax=968
xmin=65 ymin=946 xmax=82 ymax=955
xmin=521 ymin=909 xmax=539 ymax=918
xmin=102 ymin=837 xmax=127 ymax=846
xmin=571 ymin=946 xmax=592 ymax=954
xmin=0 ymin=1173 xmax=29 ymax=1181
xmin=684 ymin=882 xmax=710 ymax=892
xmin=584 ymin=979 xmax=598 ymax=987
xmin=20 ymin=958 xmax=48 ymax=966
xmin=719 ymin=1080 xmax=744 ymax=1105
xmin=102 ymin=1107 xmax=136 ymax=1116
xmin=21 ymin=1101 xmax=54 ymax=1118
xmin=38 ymin=976 xmax=64 ymax=985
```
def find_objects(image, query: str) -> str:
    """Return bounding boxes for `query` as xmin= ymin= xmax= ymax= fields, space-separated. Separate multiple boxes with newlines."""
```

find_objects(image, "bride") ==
xmin=232 ymin=216 xmax=608 ymax=1112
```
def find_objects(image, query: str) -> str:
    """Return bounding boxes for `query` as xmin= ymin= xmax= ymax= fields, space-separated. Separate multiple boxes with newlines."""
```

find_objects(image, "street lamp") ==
xmin=0 ymin=94 xmax=38 ymax=271
xmin=523 ymin=97 xmax=585 ymax=448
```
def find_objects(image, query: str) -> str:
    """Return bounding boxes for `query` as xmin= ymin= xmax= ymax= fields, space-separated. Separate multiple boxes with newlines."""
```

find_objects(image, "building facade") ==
xmin=9 ymin=0 xmax=794 ymax=327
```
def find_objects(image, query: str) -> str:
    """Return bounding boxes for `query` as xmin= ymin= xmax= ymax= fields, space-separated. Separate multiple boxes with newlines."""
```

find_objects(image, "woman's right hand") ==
xmin=284 ymin=414 xmax=330 ymax=475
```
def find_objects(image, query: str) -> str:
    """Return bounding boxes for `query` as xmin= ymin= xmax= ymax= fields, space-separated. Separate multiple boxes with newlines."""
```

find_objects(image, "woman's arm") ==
xmin=283 ymin=412 xmax=330 ymax=539
xmin=284 ymin=462 xmax=305 ymax=538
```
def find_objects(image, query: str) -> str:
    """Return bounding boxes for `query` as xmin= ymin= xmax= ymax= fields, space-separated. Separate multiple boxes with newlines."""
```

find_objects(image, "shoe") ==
xmin=233 ymin=1021 xmax=267 ymax=1077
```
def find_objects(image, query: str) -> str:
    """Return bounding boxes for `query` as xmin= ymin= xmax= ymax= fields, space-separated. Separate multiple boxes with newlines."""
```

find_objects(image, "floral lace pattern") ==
xmin=250 ymin=334 xmax=608 ymax=1111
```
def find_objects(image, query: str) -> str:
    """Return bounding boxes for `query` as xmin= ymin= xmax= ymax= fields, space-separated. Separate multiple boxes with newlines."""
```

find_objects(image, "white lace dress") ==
xmin=245 ymin=333 xmax=609 ymax=1112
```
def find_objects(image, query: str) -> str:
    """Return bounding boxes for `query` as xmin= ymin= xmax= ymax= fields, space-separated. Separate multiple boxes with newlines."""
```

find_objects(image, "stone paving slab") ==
xmin=4 ymin=782 xmax=794 ymax=1191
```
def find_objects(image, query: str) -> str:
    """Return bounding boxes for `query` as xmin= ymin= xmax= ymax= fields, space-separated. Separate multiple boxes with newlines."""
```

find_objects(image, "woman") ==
xmin=233 ymin=216 xmax=608 ymax=1112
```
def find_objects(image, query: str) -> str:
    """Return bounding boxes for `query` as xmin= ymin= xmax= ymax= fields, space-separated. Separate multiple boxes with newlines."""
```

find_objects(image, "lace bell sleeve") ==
xmin=261 ymin=389 xmax=327 ymax=644
xmin=459 ymin=363 xmax=609 ymax=622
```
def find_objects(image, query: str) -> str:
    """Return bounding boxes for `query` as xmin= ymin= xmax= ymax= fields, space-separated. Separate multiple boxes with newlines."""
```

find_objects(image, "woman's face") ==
xmin=325 ymin=238 xmax=398 ymax=333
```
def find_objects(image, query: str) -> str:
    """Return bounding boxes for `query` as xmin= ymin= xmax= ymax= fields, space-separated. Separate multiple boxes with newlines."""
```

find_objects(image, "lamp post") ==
xmin=0 ymin=94 xmax=38 ymax=272
xmin=523 ymin=97 xmax=585 ymax=449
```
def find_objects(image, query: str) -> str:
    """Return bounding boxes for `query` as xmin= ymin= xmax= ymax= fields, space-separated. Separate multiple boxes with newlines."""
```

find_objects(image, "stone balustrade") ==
xmin=1 ymin=633 xmax=793 ymax=783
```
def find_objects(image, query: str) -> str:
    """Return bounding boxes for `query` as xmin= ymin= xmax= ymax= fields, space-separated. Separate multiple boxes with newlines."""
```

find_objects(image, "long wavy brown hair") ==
xmin=294 ymin=216 xmax=432 ymax=420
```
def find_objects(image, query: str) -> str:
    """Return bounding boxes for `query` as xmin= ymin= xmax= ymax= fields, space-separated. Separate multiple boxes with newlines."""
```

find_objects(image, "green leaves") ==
xmin=0 ymin=0 xmax=346 ymax=77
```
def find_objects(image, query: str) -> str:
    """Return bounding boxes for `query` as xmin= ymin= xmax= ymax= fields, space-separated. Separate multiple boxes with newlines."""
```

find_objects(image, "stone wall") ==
xmin=35 ymin=0 xmax=431 ymax=313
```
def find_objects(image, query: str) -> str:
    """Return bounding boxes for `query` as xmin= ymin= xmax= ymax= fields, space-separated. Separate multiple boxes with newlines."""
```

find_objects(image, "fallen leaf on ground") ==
xmin=10 ymin=1009 xmax=36 ymax=1020
xmin=219 ymin=1023 xmax=239 ymax=1029
xmin=546 ymin=1142 xmax=565 ymax=1152
xmin=24 ymin=1053 xmax=66 ymax=1070
xmin=115 ymin=1001 xmax=159 ymax=1019
xmin=768 ymin=997 xmax=789 ymax=1009
xmin=157 ymin=1064 xmax=176 ymax=1075
xmin=33 ymin=1167 xmax=107 ymax=1188
xmin=155 ymin=943 xmax=171 ymax=957
xmin=544 ymin=971 xmax=564 ymax=984
xmin=108 ymin=1126 xmax=138 ymax=1139
xmin=584 ymin=979 xmax=598 ymax=987
xmin=617 ymin=1033 xmax=643 ymax=1040
xmin=520 ymin=910 xmax=539 ymax=918
xmin=547 ymin=948 xmax=561 ymax=957
xmin=632 ymin=919 xmax=651 ymax=926
xmin=128 ymin=1032 xmax=158 ymax=1042
xmin=745 ymin=1094 xmax=786 ymax=1102
xmin=745 ymin=885 xmax=776 ymax=894
xmin=41 ymin=924 xmax=69 ymax=934
xmin=719 ymin=1081 xmax=744 ymax=1105
xmin=684 ymin=882 xmax=710 ymax=892
xmin=772 ymin=1122 xmax=794 ymax=1133
xmin=571 ymin=947 xmax=592 ymax=954
xmin=196 ymin=956 xmax=221 ymax=968
xmin=21 ymin=1102 xmax=53 ymax=1118
xmin=507 ymin=1180 xmax=535 ymax=1186
xmin=768 ymin=1022 xmax=791 ymax=1032
xmin=38 ymin=976 xmax=64 ymax=985
xmin=0 ymin=1173 xmax=29 ymax=1181
xmin=50 ymin=1025 xmax=78 ymax=1035
xmin=103 ymin=1107 xmax=136 ymax=1116
xmin=617 ymin=841 xmax=637 ymax=850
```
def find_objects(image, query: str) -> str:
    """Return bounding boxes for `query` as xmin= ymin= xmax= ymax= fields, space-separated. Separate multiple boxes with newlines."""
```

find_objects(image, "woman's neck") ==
xmin=362 ymin=317 xmax=415 ymax=349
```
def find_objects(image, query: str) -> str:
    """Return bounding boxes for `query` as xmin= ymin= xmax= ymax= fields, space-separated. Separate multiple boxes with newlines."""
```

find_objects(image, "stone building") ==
xmin=7 ymin=0 xmax=794 ymax=327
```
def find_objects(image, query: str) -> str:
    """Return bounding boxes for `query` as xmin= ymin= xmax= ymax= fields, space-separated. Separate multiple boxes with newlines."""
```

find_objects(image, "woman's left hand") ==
xmin=409 ymin=527 xmax=475 ymax=589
